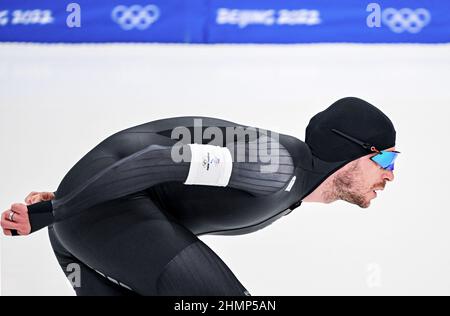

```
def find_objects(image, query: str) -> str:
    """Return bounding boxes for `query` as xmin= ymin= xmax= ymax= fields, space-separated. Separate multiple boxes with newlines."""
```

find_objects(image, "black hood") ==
xmin=306 ymin=97 xmax=396 ymax=162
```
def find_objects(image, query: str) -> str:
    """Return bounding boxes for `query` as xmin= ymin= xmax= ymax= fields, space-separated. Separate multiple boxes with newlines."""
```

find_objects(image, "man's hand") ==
xmin=24 ymin=191 xmax=55 ymax=205
xmin=1 ymin=203 xmax=31 ymax=236
xmin=0 ymin=192 xmax=54 ymax=236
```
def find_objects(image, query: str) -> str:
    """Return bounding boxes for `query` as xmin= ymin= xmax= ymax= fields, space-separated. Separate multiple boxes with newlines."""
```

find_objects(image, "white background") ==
xmin=1 ymin=44 xmax=449 ymax=295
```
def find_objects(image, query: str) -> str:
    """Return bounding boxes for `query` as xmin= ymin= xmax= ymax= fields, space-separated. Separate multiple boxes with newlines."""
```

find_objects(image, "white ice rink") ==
xmin=1 ymin=43 xmax=450 ymax=295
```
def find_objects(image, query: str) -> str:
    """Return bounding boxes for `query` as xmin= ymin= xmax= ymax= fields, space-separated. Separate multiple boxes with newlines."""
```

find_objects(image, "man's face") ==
xmin=334 ymin=147 xmax=396 ymax=208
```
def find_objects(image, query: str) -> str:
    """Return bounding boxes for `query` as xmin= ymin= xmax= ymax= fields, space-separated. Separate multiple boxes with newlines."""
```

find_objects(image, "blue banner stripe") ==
xmin=0 ymin=0 xmax=449 ymax=43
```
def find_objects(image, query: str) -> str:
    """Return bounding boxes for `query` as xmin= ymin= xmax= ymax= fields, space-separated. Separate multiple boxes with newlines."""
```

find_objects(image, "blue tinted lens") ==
xmin=371 ymin=151 xmax=399 ymax=170
xmin=385 ymin=163 xmax=395 ymax=171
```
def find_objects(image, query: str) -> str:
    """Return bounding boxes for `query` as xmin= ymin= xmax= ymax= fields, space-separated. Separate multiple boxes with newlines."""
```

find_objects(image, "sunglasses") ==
xmin=370 ymin=150 xmax=400 ymax=171
xmin=331 ymin=129 xmax=400 ymax=171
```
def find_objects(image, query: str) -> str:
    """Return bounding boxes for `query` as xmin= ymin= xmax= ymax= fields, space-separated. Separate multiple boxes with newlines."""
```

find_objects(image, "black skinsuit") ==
xmin=28 ymin=116 xmax=351 ymax=296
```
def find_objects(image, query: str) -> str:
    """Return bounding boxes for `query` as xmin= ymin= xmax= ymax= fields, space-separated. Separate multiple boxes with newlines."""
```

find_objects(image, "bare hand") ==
xmin=24 ymin=191 xmax=55 ymax=205
xmin=1 ymin=203 xmax=31 ymax=236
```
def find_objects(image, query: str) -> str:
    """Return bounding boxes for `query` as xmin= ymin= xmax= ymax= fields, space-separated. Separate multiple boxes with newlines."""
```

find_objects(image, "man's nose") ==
xmin=383 ymin=169 xmax=395 ymax=182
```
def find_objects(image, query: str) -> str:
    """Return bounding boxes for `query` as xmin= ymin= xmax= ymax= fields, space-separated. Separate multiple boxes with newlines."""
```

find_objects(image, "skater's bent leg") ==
xmin=48 ymin=226 xmax=137 ymax=296
xmin=52 ymin=192 xmax=249 ymax=296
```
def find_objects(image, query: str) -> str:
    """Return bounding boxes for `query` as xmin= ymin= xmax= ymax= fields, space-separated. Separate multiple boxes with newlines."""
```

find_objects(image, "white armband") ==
xmin=184 ymin=144 xmax=233 ymax=187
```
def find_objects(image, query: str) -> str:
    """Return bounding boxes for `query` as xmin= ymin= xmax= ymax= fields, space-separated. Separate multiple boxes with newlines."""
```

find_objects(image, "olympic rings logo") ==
xmin=111 ymin=5 xmax=160 ymax=30
xmin=382 ymin=8 xmax=431 ymax=33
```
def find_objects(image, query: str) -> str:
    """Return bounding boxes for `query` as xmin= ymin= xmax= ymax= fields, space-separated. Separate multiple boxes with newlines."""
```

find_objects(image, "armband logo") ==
xmin=202 ymin=152 xmax=221 ymax=171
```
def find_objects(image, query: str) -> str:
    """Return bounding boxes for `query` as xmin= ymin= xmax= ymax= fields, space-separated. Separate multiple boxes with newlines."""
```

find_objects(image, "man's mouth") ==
xmin=371 ymin=188 xmax=384 ymax=196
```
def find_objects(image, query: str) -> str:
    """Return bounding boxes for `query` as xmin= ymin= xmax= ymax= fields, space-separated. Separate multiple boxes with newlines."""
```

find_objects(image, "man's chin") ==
xmin=360 ymin=195 xmax=375 ymax=208
xmin=359 ymin=201 xmax=371 ymax=209
xmin=339 ymin=192 xmax=372 ymax=208
xmin=345 ymin=197 xmax=371 ymax=209
xmin=358 ymin=191 xmax=378 ymax=208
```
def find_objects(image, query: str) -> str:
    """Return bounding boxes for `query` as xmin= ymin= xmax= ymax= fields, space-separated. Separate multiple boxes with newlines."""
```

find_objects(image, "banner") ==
xmin=0 ymin=0 xmax=449 ymax=43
